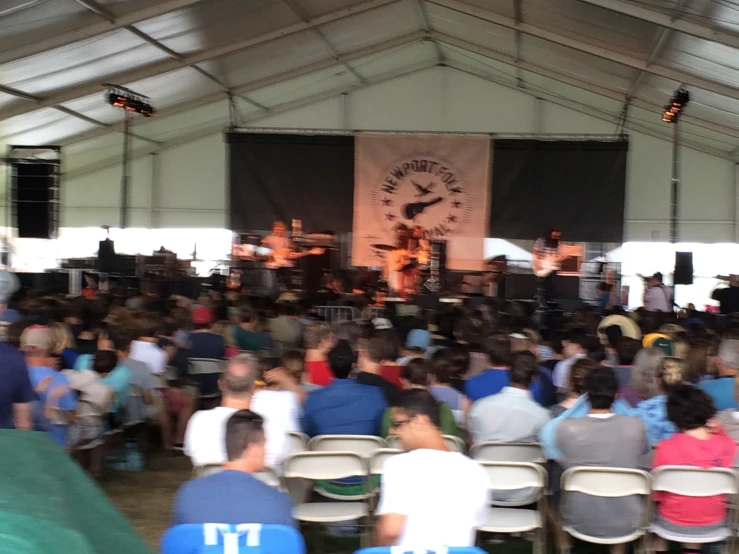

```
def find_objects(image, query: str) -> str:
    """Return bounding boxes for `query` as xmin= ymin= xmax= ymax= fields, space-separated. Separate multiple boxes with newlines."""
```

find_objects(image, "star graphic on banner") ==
xmin=446 ymin=214 xmax=457 ymax=224
xmin=451 ymin=200 xmax=462 ymax=209
xmin=381 ymin=197 xmax=392 ymax=206
xmin=385 ymin=212 xmax=396 ymax=221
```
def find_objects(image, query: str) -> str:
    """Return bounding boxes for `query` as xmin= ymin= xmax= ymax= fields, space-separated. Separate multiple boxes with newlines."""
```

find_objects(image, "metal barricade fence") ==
xmin=314 ymin=306 xmax=360 ymax=324
xmin=361 ymin=306 xmax=385 ymax=321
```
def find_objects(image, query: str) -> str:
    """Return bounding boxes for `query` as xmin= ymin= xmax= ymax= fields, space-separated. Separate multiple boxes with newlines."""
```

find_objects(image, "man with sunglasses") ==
xmin=375 ymin=390 xmax=488 ymax=548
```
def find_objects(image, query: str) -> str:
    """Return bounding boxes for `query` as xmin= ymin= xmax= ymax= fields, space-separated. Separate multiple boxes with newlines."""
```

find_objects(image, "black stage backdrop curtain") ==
xmin=489 ymin=139 xmax=628 ymax=242
xmin=228 ymin=132 xmax=355 ymax=232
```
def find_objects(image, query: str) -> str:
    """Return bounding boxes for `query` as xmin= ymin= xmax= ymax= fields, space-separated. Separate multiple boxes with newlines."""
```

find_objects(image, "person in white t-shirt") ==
xmin=250 ymin=354 xmax=302 ymax=470
xmin=185 ymin=354 xmax=257 ymax=466
xmin=129 ymin=314 xmax=168 ymax=375
xmin=375 ymin=389 xmax=489 ymax=548
xmin=185 ymin=352 xmax=298 ymax=471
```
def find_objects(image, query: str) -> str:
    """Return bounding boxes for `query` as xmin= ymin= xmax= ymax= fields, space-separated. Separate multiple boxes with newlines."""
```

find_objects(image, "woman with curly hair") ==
xmin=651 ymin=384 xmax=736 ymax=554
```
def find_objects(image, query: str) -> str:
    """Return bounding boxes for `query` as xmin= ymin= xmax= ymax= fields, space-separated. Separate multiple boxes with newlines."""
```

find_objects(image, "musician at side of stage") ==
xmin=385 ymin=234 xmax=411 ymax=296
xmin=532 ymin=227 xmax=563 ymax=308
xmin=408 ymin=225 xmax=430 ymax=261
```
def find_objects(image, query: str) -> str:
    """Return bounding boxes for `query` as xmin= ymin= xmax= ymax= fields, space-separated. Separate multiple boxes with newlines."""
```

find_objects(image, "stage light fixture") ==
xmin=102 ymin=84 xmax=156 ymax=230
xmin=103 ymin=84 xmax=155 ymax=117
xmin=662 ymin=88 xmax=689 ymax=123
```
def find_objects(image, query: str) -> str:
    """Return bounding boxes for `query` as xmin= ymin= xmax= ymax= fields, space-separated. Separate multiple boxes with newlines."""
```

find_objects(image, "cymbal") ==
xmin=371 ymin=244 xmax=394 ymax=251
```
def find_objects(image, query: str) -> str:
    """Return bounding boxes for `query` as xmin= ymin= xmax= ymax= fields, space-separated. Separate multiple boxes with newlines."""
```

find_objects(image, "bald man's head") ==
xmin=221 ymin=354 xmax=258 ymax=397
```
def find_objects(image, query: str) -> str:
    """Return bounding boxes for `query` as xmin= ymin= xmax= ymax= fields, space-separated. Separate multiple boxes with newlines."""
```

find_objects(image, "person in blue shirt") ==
xmin=93 ymin=350 xmax=131 ymax=423
xmin=172 ymin=409 xmax=295 ymax=527
xmin=465 ymin=334 xmax=543 ymax=404
xmin=21 ymin=325 xmax=78 ymax=446
xmin=0 ymin=270 xmax=33 ymax=430
xmin=301 ymin=340 xmax=386 ymax=437
xmin=700 ymin=338 xmax=739 ymax=411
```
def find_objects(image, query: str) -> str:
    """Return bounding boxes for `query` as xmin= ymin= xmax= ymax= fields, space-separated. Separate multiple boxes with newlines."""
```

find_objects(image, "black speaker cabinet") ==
xmin=674 ymin=252 xmax=694 ymax=285
xmin=12 ymin=162 xmax=58 ymax=239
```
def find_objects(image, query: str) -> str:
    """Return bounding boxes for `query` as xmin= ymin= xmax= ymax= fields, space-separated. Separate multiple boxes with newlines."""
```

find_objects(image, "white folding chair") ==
xmin=443 ymin=434 xmax=466 ymax=453
xmin=477 ymin=462 xmax=548 ymax=554
xmin=561 ymin=467 xmax=651 ymax=551
xmin=192 ymin=463 xmax=224 ymax=478
xmin=385 ymin=435 xmax=402 ymax=450
xmin=369 ymin=448 xmax=402 ymax=477
xmin=188 ymin=358 xmax=226 ymax=401
xmin=254 ymin=466 xmax=283 ymax=490
xmin=650 ymin=466 xmax=737 ymax=548
xmin=287 ymin=431 xmax=309 ymax=454
xmin=470 ymin=442 xmax=545 ymax=463
xmin=307 ymin=435 xmax=385 ymax=500
xmin=385 ymin=434 xmax=464 ymax=452
xmin=308 ymin=435 xmax=385 ymax=458
xmin=283 ymin=452 xmax=370 ymax=543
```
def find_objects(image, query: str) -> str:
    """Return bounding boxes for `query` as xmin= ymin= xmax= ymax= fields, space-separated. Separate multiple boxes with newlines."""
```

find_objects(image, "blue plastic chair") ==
xmin=355 ymin=548 xmax=487 ymax=554
xmin=161 ymin=524 xmax=305 ymax=554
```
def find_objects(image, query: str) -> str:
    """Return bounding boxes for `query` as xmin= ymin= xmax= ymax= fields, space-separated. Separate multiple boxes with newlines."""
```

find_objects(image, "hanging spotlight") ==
xmin=103 ymin=84 xmax=155 ymax=117
xmin=662 ymin=88 xmax=689 ymax=123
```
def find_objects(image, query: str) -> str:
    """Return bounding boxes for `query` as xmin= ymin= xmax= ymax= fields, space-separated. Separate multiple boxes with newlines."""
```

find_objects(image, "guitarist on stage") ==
xmin=532 ymin=227 xmax=564 ymax=309
xmin=261 ymin=221 xmax=294 ymax=292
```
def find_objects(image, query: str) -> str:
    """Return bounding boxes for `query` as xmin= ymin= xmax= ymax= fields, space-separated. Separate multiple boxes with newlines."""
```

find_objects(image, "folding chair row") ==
xmin=560 ymin=465 xmax=739 ymax=553
xmin=192 ymin=463 xmax=283 ymax=490
xmin=287 ymin=433 xmax=466 ymax=457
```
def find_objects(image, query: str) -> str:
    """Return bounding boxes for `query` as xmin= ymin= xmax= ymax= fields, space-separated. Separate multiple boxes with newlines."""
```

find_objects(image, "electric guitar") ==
xmin=264 ymin=247 xmax=324 ymax=269
xmin=532 ymin=244 xmax=580 ymax=277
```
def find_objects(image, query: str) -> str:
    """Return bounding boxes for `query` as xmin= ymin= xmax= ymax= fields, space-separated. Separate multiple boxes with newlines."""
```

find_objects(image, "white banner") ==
xmin=352 ymin=133 xmax=492 ymax=270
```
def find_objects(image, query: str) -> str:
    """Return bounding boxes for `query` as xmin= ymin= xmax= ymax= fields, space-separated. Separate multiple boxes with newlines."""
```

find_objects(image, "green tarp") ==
xmin=0 ymin=430 xmax=153 ymax=554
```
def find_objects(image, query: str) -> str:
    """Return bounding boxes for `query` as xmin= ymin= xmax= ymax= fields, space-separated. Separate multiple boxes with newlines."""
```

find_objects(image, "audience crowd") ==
xmin=2 ymin=267 xmax=739 ymax=553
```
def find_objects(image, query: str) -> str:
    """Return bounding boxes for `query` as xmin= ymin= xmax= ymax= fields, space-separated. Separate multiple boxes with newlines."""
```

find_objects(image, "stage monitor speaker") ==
xmin=98 ymin=239 xmax=116 ymax=273
xmin=11 ymin=162 xmax=58 ymax=239
xmin=674 ymin=251 xmax=694 ymax=285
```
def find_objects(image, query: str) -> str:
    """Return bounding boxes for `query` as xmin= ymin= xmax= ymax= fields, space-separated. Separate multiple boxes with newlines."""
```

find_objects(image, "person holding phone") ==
xmin=250 ymin=350 xmax=302 ymax=472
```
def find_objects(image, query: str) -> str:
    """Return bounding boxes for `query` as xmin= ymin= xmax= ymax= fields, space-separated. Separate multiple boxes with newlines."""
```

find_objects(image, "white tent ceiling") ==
xmin=1 ymin=0 xmax=739 ymax=171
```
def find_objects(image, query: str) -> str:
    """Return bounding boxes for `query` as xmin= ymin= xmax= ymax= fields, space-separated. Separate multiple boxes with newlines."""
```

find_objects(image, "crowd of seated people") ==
xmin=5 ymin=267 xmax=739 ymax=553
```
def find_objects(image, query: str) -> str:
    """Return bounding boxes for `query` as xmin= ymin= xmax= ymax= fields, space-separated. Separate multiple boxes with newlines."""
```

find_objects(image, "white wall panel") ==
xmin=349 ymin=66 xmax=445 ymax=130
xmin=62 ymin=156 xmax=153 ymax=227
xmin=157 ymin=134 xmax=226 ymax=227
xmin=58 ymin=66 xmax=737 ymax=244
xmin=441 ymin=70 xmax=535 ymax=133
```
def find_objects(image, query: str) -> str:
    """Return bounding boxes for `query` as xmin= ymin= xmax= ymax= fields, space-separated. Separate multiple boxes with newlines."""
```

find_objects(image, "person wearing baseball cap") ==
xmin=397 ymin=328 xmax=432 ymax=366
xmin=0 ymin=270 xmax=33 ymax=431
xmin=188 ymin=306 xmax=226 ymax=361
xmin=21 ymin=325 xmax=77 ymax=445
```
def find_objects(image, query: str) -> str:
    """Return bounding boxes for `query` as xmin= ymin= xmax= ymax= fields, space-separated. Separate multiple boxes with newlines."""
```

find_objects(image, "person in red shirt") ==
xmin=303 ymin=322 xmax=335 ymax=386
xmin=80 ymin=274 xmax=98 ymax=298
xmin=373 ymin=328 xmax=403 ymax=389
xmin=652 ymin=384 xmax=737 ymax=554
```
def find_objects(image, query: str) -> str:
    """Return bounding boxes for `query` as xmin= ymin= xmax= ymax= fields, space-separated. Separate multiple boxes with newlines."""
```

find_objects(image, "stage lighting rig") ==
xmin=102 ymin=84 xmax=155 ymax=230
xmin=662 ymin=88 xmax=689 ymax=123
xmin=662 ymin=87 xmax=690 ymax=246
xmin=103 ymin=84 xmax=155 ymax=117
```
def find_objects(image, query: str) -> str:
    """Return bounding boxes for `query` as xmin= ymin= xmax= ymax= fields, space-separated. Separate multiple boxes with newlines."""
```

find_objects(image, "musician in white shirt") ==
xmin=386 ymin=235 xmax=411 ymax=295
xmin=261 ymin=221 xmax=293 ymax=293
xmin=532 ymin=228 xmax=563 ymax=309
xmin=261 ymin=221 xmax=292 ymax=254
xmin=643 ymin=272 xmax=673 ymax=312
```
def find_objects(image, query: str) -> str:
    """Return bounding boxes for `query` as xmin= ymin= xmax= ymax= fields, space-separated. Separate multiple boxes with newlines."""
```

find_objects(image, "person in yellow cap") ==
xmin=642 ymin=333 xmax=674 ymax=356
